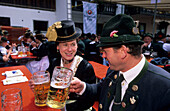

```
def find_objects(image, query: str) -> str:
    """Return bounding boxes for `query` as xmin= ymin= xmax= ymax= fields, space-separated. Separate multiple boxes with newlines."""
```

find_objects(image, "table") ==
xmin=89 ymin=61 xmax=109 ymax=79
xmin=0 ymin=65 xmax=60 ymax=111
xmin=11 ymin=54 xmax=37 ymax=65
xmin=11 ymin=54 xmax=37 ymax=60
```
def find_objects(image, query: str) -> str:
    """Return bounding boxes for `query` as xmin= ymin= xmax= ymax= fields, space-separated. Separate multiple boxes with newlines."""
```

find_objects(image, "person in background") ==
xmin=69 ymin=14 xmax=170 ymax=111
xmin=0 ymin=29 xmax=2 ymax=40
xmin=77 ymin=33 xmax=86 ymax=56
xmin=26 ymin=34 xmax=49 ymax=74
xmin=0 ymin=37 xmax=12 ymax=57
xmin=2 ymin=30 xmax=9 ymax=39
xmin=0 ymin=37 xmax=14 ymax=67
xmin=85 ymin=34 xmax=103 ymax=64
xmin=29 ymin=20 xmax=96 ymax=111
xmin=153 ymin=32 xmax=170 ymax=58
xmin=2 ymin=30 xmax=11 ymax=50
xmin=142 ymin=33 xmax=154 ymax=53
xmin=83 ymin=33 xmax=92 ymax=48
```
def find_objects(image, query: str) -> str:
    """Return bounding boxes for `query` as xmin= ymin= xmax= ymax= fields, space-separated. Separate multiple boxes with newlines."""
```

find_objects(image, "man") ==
xmin=0 ymin=37 xmax=13 ymax=67
xmin=69 ymin=14 xmax=170 ymax=111
xmin=153 ymin=32 xmax=170 ymax=58
xmin=142 ymin=33 xmax=154 ymax=53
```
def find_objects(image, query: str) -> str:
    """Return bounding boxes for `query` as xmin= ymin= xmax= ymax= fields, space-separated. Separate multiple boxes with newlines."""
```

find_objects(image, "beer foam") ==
xmin=50 ymin=82 xmax=69 ymax=89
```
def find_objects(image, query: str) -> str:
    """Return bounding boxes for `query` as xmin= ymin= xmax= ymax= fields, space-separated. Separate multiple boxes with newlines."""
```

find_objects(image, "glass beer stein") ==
xmin=1 ymin=88 xmax=23 ymax=111
xmin=46 ymin=66 xmax=73 ymax=109
xmin=32 ymin=71 xmax=50 ymax=106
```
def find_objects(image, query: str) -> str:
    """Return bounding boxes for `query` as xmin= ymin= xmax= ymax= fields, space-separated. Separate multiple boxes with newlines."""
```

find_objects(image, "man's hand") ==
xmin=2 ymin=56 xmax=9 ymax=62
xmin=69 ymin=77 xmax=84 ymax=93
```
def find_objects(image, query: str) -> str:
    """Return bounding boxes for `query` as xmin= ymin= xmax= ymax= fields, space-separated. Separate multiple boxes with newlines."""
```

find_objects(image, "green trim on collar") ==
xmin=119 ymin=59 xmax=149 ymax=111
xmin=129 ymin=59 xmax=148 ymax=87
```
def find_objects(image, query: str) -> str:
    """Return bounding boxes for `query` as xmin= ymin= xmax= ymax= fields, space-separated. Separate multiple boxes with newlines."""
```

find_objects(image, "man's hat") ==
xmin=155 ymin=31 xmax=166 ymax=40
xmin=143 ymin=33 xmax=153 ymax=39
xmin=1 ymin=37 xmax=8 ymax=42
xmin=0 ymin=30 xmax=2 ymax=36
xmin=2 ymin=30 xmax=8 ymax=35
xmin=97 ymin=14 xmax=143 ymax=47
xmin=55 ymin=20 xmax=82 ymax=42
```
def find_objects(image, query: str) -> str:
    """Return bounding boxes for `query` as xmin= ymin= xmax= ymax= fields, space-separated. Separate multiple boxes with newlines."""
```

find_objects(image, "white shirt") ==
xmin=0 ymin=46 xmax=7 ymax=55
xmin=158 ymin=41 xmax=170 ymax=52
xmin=79 ymin=55 xmax=146 ymax=110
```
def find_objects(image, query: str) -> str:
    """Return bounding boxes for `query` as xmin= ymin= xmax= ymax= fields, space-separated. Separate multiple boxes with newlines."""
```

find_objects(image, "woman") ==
xmin=30 ymin=20 xmax=96 ymax=111
xmin=47 ymin=20 xmax=96 ymax=111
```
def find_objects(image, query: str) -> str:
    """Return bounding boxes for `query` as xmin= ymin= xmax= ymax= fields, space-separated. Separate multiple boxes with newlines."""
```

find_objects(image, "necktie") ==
xmin=112 ymin=74 xmax=124 ymax=110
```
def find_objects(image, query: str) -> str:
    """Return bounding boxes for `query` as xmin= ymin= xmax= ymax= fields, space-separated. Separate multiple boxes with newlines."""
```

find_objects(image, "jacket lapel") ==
xmin=119 ymin=60 xmax=149 ymax=111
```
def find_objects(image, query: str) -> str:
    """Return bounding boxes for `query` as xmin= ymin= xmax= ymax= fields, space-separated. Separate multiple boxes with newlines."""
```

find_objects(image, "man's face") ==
xmin=143 ymin=36 xmax=152 ymax=44
xmin=102 ymin=47 xmax=124 ymax=71
xmin=2 ymin=42 xmax=8 ymax=47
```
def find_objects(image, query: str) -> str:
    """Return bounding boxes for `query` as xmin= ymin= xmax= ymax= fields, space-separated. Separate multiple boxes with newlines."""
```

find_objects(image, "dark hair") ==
xmin=113 ymin=43 xmax=142 ymax=57
xmin=56 ymin=38 xmax=79 ymax=46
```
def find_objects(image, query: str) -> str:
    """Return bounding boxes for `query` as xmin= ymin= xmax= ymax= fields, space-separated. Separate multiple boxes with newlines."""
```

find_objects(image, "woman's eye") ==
xmin=72 ymin=43 xmax=76 ymax=46
xmin=63 ymin=44 xmax=67 ymax=46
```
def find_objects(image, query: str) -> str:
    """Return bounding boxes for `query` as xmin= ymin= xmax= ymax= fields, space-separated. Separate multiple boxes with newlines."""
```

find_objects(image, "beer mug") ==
xmin=46 ymin=66 xmax=73 ymax=109
xmin=18 ymin=46 xmax=23 ymax=56
xmin=32 ymin=71 xmax=50 ymax=106
xmin=143 ymin=50 xmax=151 ymax=60
xmin=26 ymin=47 xmax=30 ymax=56
xmin=1 ymin=88 xmax=22 ymax=111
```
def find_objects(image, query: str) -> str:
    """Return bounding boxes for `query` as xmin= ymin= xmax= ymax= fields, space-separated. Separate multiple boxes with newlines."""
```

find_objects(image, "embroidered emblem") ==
xmin=130 ymin=96 xmax=136 ymax=104
xmin=132 ymin=27 xmax=139 ymax=35
xmin=110 ymin=30 xmax=118 ymax=38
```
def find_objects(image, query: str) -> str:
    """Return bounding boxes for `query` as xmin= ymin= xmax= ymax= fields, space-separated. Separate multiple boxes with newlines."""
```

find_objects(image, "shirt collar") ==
xmin=120 ymin=55 xmax=145 ymax=84
xmin=148 ymin=43 xmax=151 ymax=48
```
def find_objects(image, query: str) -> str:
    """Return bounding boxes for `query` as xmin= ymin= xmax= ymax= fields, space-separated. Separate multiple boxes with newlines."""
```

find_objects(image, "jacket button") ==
xmin=99 ymin=104 xmax=103 ymax=109
xmin=114 ymin=75 xmax=117 ymax=79
xmin=109 ymin=81 xmax=112 ymax=87
xmin=121 ymin=102 xmax=126 ymax=108
xmin=132 ymin=85 xmax=138 ymax=91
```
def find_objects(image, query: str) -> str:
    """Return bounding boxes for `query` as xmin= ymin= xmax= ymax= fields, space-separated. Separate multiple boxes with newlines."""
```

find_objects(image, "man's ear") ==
xmin=120 ymin=45 xmax=128 ymax=59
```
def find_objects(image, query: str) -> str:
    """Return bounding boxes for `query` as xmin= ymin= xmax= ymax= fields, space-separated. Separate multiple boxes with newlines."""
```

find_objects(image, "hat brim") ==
xmin=97 ymin=35 xmax=144 ymax=47
xmin=56 ymin=27 xmax=82 ymax=42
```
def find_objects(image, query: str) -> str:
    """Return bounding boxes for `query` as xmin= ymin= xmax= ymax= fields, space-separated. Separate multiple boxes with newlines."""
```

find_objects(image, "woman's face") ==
xmin=57 ymin=39 xmax=78 ymax=61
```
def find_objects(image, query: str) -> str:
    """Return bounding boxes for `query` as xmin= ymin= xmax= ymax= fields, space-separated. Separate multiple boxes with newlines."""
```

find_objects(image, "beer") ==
xmin=18 ymin=51 xmax=23 ymax=56
xmin=34 ymin=81 xmax=50 ymax=106
xmin=46 ymin=66 xmax=73 ymax=109
xmin=32 ymin=71 xmax=50 ymax=107
xmin=46 ymin=82 xmax=69 ymax=109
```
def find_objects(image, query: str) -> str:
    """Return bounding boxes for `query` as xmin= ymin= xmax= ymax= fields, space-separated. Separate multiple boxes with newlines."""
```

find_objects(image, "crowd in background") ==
xmin=0 ymin=27 xmax=170 ymax=72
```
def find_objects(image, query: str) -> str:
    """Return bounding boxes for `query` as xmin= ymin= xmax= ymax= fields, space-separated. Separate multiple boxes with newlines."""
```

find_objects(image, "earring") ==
xmin=57 ymin=49 xmax=59 ymax=52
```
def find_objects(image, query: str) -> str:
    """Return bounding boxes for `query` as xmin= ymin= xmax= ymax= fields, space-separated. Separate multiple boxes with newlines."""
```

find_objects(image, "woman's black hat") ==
xmin=55 ymin=20 xmax=82 ymax=42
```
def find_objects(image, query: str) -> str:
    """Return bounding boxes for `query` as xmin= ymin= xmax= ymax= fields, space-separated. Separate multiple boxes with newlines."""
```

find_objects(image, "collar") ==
xmin=38 ymin=42 xmax=42 ymax=49
xmin=120 ymin=55 xmax=145 ymax=84
xmin=148 ymin=43 xmax=151 ymax=48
